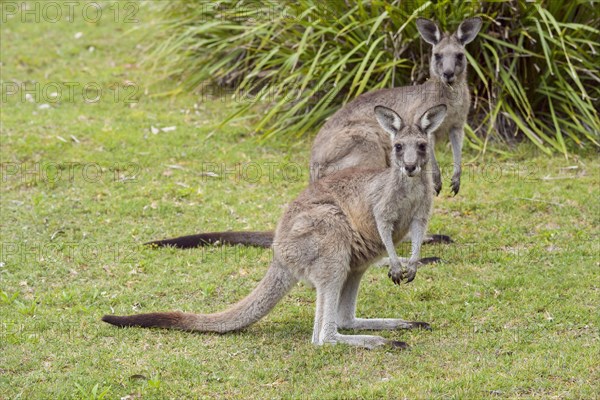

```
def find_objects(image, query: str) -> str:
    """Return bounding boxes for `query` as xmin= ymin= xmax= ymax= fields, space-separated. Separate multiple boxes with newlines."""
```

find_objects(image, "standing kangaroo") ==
xmin=104 ymin=104 xmax=447 ymax=349
xmin=311 ymin=17 xmax=482 ymax=192
xmin=146 ymin=17 xmax=482 ymax=249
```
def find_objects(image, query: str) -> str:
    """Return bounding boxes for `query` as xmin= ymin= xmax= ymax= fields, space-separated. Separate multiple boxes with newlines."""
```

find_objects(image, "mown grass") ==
xmin=1 ymin=1 xmax=599 ymax=399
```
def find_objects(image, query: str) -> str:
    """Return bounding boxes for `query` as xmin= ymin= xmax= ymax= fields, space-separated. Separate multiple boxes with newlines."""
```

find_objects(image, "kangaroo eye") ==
xmin=456 ymin=53 xmax=464 ymax=61
xmin=395 ymin=144 xmax=403 ymax=152
xmin=418 ymin=143 xmax=428 ymax=152
xmin=434 ymin=53 xmax=442 ymax=60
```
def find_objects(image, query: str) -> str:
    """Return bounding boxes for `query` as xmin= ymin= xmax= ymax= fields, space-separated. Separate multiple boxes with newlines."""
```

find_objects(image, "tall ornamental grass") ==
xmin=145 ymin=0 xmax=599 ymax=155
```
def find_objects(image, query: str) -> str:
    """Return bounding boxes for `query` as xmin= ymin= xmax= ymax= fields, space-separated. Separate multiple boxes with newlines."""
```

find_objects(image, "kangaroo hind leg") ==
xmin=337 ymin=270 xmax=431 ymax=332
xmin=315 ymin=273 xmax=403 ymax=349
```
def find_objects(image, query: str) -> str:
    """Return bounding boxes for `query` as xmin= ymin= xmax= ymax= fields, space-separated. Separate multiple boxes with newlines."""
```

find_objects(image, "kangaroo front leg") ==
xmin=428 ymin=133 xmax=442 ymax=195
xmin=449 ymin=126 xmax=464 ymax=195
xmin=376 ymin=220 xmax=406 ymax=285
xmin=402 ymin=217 xmax=428 ymax=283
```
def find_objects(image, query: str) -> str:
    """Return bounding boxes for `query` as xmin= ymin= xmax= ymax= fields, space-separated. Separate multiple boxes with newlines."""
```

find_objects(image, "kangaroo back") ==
xmin=102 ymin=261 xmax=297 ymax=332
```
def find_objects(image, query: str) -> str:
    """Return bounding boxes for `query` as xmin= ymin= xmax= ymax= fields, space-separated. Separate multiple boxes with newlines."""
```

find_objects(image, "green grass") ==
xmin=1 ymin=2 xmax=599 ymax=399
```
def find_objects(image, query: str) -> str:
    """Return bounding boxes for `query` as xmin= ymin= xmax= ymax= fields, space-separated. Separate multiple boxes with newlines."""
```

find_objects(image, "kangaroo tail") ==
xmin=144 ymin=231 xmax=274 ymax=249
xmin=102 ymin=262 xmax=296 ymax=333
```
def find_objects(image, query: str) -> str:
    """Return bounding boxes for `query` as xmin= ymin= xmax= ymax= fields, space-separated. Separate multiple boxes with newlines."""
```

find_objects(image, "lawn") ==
xmin=1 ymin=1 xmax=598 ymax=399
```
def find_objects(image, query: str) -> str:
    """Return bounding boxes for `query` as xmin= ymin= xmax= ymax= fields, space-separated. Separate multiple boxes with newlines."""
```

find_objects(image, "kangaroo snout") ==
xmin=442 ymin=71 xmax=455 ymax=83
xmin=404 ymin=164 xmax=417 ymax=174
xmin=403 ymin=164 xmax=421 ymax=177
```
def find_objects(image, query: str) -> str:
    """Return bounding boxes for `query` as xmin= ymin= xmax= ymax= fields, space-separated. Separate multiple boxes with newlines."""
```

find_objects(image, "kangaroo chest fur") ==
xmin=363 ymin=172 xmax=430 ymax=261
xmin=274 ymin=167 xmax=432 ymax=281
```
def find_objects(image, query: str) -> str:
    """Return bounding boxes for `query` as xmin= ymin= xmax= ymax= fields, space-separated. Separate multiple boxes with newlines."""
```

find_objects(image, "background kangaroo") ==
xmin=146 ymin=17 xmax=482 ymax=250
xmin=104 ymin=104 xmax=447 ymax=349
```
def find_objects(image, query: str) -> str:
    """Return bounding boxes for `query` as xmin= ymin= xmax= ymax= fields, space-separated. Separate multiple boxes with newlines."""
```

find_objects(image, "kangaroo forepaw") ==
xmin=388 ymin=263 xmax=417 ymax=284
xmin=451 ymin=177 xmax=460 ymax=196
xmin=434 ymin=181 xmax=442 ymax=196
xmin=404 ymin=265 xmax=417 ymax=283
xmin=388 ymin=268 xmax=403 ymax=285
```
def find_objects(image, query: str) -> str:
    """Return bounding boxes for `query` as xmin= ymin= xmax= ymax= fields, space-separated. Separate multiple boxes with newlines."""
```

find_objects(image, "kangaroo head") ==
xmin=374 ymin=105 xmax=447 ymax=178
xmin=416 ymin=17 xmax=482 ymax=85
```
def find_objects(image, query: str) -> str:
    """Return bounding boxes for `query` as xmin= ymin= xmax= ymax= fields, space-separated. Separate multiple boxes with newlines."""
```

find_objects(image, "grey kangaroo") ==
xmin=145 ymin=17 xmax=482 ymax=250
xmin=104 ymin=104 xmax=447 ymax=349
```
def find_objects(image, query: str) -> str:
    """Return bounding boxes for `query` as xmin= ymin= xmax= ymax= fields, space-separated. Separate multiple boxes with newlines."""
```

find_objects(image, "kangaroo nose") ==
xmin=443 ymin=71 xmax=454 ymax=80
xmin=405 ymin=165 xmax=416 ymax=174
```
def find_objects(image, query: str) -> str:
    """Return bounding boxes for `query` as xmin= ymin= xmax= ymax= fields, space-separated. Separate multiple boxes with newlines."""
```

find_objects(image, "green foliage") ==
xmin=147 ymin=0 xmax=600 ymax=155
xmin=0 ymin=290 xmax=18 ymax=304
xmin=74 ymin=383 xmax=112 ymax=400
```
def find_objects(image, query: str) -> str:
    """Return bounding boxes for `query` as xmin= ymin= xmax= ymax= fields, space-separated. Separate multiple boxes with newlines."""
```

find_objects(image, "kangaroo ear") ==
xmin=416 ymin=18 xmax=441 ymax=45
xmin=419 ymin=105 xmax=447 ymax=135
xmin=456 ymin=17 xmax=482 ymax=45
xmin=374 ymin=106 xmax=404 ymax=139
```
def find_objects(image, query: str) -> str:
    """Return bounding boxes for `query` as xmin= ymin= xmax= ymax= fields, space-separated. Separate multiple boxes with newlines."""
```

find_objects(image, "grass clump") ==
xmin=147 ymin=0 xmax=599 ymax=154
